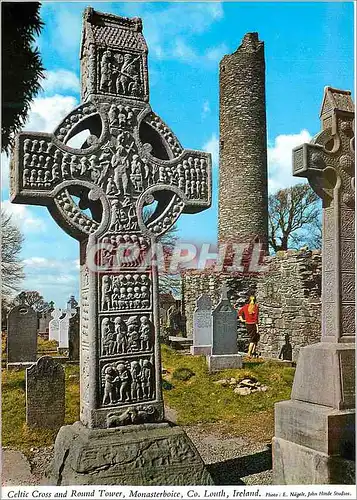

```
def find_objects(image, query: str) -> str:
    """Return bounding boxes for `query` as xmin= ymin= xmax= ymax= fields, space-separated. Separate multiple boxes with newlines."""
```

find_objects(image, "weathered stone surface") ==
xmin=211 ymin=283 xmax=237 ymax=355
xmin=10 ymin=7 xmax=212 ymax=485
xmin=275 ymin=400 xmax=355 ymax=458
xmin=291 ymin=343 xmax=355 ymax=410
xmin=58 ymin=304 xmax=76 ymax=349
xmin=68 ymin=307 xmax=80 ymax=361
xmin=48 ymin=308 xmax=62 ymax=342
xmin=191 ymin=294 xmax=212 ymax=355
xmin=272 ymin=437 xmax=355 ymax=485
xmin=190 ymin=345 xmax=211 ymax=356
xmin=10 ymin=7 xmax=212 ymax=430
xmin=273 ymin=87 xmax=355 ymax=485
xmin=26 ymin=356 xmax=65 ymax=429
xmin=47 ymin=421 xmax=214 ymax=485
xmin=38 ymin=310 xmax=52 ymax=334
xmin=218 ymin=33 xmax=268 ymax=250
xmin=7 ymin=295 xmax=37 ymax=365
xmin=207 ymin=354 xmax=242 ymax=373
xmin=182 ymin=249 xmax=322 ymax=360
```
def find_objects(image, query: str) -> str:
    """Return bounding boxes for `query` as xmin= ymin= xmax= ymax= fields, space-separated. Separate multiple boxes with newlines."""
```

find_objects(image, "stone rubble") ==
xmin=214 ymin=377 xmax=269 ymax=395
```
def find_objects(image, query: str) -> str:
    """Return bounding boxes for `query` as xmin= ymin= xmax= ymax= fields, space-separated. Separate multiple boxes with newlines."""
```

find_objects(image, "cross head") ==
xmin=10 ymin=8 xmax=212 ymax=428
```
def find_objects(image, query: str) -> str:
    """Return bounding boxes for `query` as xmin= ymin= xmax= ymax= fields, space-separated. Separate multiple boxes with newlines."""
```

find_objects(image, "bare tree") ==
xmin=143 ymin=205 xmax=180 ymax=294
xmin=13 ymin=290 xmax=49 ymax=312
xmin=1 ymin=209 xmax=24 ymax=298
xmin=268 ymin=183 xmax=321 ymax=252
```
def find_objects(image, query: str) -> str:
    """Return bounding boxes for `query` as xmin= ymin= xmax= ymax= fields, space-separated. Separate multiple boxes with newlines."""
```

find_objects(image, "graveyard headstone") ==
xmin=68 ymin=306 xmax=80 ymax=361
xmin=58 ymin=304 xmax=76 ymax=350
xmin=207 ymin=283 xmax=242 ymax=372
xmin=48 ymin=308 xmax=62 ymax=342
xmin=7 ymin=293 xmax=37 ymax=366
xmin=190 ymin=294 xmax=212 ymax=356
xmin=10 ymin=7 xmax=213 ymax=485
xmin=26 ymin=356 xmax=65 ymax=429
xmin=273 ymin=87 xmax=355 ymax=485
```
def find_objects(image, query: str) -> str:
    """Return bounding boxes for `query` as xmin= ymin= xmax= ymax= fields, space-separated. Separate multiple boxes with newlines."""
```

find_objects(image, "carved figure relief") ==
xmin=99 ymin=49 xmax=144 ymax=99
xmin=101 ymin=358 xmax=154 ymax=406
xmin=101 ymin=314 xmax=153 ymax=356
xmin=99 ymin=233 xmax=150 ymax=269
xmin=100 ymin=274 xmax=151 ymax=312
xmin=10 ymin=8 xmax=212 ymax=430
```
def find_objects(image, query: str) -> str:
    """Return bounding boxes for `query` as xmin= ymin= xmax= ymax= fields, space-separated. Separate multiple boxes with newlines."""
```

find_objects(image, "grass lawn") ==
xmin=1 ymin=345 xmax=294 ymax=453
xmin=161 ymin=345 xmax=295 ymax=443
xmin=1 ymin=364 xmax=80 ymax=453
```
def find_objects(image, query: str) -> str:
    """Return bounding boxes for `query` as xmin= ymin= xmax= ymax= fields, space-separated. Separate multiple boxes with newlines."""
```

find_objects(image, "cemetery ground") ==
xmin=2 ymin=339 xmax=295 ymax=485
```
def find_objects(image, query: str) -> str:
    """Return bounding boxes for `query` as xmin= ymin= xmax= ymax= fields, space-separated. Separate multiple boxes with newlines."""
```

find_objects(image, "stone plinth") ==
xmin=190 ymin=345 xmax=211 ymax=356
xmin=207 ymin=354 xmax=243 ymax=373
xmin=47 ymin=421 xmax=214 ymax=485
xmin=273 ymin=437 xmax=355 ymax=485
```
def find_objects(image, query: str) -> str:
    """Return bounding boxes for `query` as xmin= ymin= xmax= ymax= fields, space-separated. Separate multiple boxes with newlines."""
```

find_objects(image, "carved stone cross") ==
xmin=11 ymin=8 xmax=211 ymax=428
xmin=273 ymin=87 xmax=355 ymax=485
xmin=293 ymin=87 xmax=355 ymax=343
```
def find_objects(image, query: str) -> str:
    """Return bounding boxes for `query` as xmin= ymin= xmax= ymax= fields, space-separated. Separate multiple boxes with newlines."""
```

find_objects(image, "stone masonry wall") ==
xmin=182 ymin=249 xmax=322 ymax=361
xmin=218 ymin=32 xmax=268 ymax=249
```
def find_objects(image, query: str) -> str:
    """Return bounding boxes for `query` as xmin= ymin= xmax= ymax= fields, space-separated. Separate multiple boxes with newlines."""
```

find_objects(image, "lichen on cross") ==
xmin=293 ymin=87 xmax=355 ymax=344
xmin=10 ymin=7 xmax=212 ymax=428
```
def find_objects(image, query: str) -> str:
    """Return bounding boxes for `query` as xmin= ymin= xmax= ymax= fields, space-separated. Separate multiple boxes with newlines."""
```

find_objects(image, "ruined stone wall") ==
xmin=182 ymin=250 xmax=322 ymax=360
xmin=218 ymin=32 xmax=268 ymax=249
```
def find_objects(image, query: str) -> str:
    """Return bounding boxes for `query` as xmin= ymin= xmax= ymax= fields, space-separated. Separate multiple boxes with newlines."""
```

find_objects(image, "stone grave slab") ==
xmin=7 ymin=293 xmax=37 ymax=366
xmin=26 ymin=356 xmax=65 ymax=429
xmin=190 ymin=294 xmax=212 ymax=356
xmin=273 ymin=87 xmax=355 ymax=485
xmin=58 ymin=304 xmax=77 ymax=350
xmin=10 ymin=7 xmax=213 ymax=486
xmin=48 ymin=308 xmax=62 ymax=342
xmin=207 ymin=283 xmax=242 ymax=372
xmin=68 ymin=307 xmax=80 ymax=361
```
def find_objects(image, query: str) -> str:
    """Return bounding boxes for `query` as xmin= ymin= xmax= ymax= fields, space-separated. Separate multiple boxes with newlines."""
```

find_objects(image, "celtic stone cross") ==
xmin=11 ymin=8 xmax=211 ymax=428
xmin=293 ymin=87 xmax=355 ymax=344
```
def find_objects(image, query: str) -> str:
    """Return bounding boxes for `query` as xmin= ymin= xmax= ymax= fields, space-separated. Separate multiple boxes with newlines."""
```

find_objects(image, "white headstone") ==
xmin=58 ymin=306 xmax=77 ymax=349
xmin=190 ymin=294 xmax=212 ymax=356
xmin=49 ymin=308 xmax=62 ymax=341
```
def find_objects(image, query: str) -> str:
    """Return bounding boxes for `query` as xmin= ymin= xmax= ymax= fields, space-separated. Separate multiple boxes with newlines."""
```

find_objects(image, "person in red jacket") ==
xmin=238 ymin=295 xmax=259 ymax=358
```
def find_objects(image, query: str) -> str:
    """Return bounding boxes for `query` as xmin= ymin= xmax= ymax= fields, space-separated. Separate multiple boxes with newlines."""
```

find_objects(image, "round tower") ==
xmin=218 ymin=32 xmax=268 ymax=252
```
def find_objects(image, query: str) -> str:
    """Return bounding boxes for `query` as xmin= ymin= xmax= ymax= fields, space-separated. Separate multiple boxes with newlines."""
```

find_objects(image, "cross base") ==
xmin=273 ymin=342 xmax=355 ymax=485
xmin=273 ymin=434 xmax=355 ymax=485
xmin=291 ymin=343 xmax=355 ymax=410
xmin=47 ymin=421 xmax=214 ymax=485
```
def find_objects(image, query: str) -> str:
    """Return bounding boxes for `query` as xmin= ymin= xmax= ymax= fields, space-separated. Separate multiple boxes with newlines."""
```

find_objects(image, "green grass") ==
xmin=2 ymin=346 xmax=295 ymax=452
xmin=1 ymin=364 xmax=80 ymax=453
xmin=161 ymin=345 xmax=295 ymax=442
xmin=37 ymin=337 xmax=58 ymax=352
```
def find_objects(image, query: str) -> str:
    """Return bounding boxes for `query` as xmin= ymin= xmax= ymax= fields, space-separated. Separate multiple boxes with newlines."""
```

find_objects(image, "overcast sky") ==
xmin=1 ymin=1 xmax=354 ymax=305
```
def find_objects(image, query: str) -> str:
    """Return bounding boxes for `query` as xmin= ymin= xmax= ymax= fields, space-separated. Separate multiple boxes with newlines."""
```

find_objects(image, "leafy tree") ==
xmin=1 ymin=209 xmax=24 ymax=299
xmin=2 ymin=2 xmax=45 ymax=153
xmin=268 ymin=183 xmax=321 ymax=252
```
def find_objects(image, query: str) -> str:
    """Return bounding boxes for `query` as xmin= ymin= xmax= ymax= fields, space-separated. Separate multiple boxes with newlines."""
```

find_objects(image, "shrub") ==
xmin=172 ymin=367 xmax=195 ymax=381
